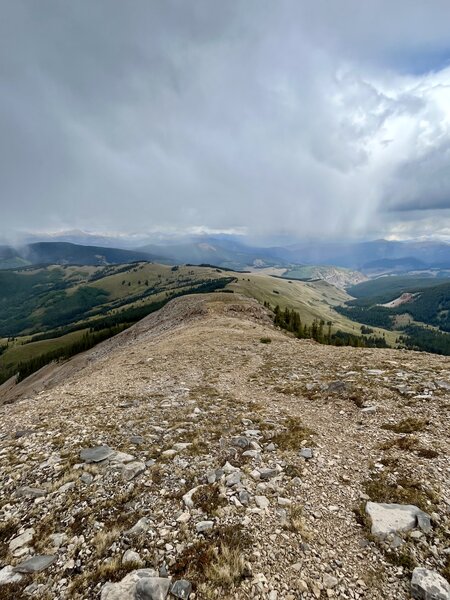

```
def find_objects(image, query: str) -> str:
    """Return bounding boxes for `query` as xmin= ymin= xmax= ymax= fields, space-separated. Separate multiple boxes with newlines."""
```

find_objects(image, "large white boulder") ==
xmin=365 ymin=502 xmax=430 ymax=536
xmin=411 ymin=567 xmax=450 ymax=600
xmin=100 ymin=568 xmax=158 ymax=600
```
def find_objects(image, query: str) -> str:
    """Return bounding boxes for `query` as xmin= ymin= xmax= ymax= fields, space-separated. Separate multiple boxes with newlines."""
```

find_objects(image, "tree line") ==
xmin=269 ymin=303 xmax=388 ymax=348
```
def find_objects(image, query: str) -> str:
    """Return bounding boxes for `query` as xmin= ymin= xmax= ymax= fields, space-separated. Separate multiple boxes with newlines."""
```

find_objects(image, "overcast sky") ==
xmin=1 ymin=1 xmax=450 ymax=243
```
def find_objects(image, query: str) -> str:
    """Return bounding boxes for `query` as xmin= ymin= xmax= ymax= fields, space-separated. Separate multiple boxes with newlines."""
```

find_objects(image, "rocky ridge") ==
xmin=0 ymin=292 xmax=449 ymax=599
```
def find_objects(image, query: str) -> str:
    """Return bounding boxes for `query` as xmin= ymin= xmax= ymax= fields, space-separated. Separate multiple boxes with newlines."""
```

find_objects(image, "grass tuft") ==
xmin=271 ymin=417 xmax=315 ymax=450
xmin=172 ymin=525 xmax=252 ymax=590
xmin=382 ymin=418 xmax=428 ymax=434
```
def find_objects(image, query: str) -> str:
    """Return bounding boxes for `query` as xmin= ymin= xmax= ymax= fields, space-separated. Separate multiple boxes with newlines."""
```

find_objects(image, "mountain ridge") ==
xmin=0 ymin=292 xmax=449 ymax=599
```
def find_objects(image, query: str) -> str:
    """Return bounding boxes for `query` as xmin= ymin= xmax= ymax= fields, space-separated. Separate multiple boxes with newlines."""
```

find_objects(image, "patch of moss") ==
xmin=382 ymin=418 xmax=428 ymax=434
xmin=363 ymin=471 xmax=438 ymax=512
xmin=271 ymin=417 xmax=315 ymax=450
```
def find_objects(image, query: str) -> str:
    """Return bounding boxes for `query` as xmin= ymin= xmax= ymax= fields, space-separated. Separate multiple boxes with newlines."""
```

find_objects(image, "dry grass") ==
xmin=0 ymin=518 xmax=18 ymax=560
xmin=172 ymin=525 xmax=252 ymax=591
xmin=363 ymin=471 xmax=438 ymax=512
xmin=380 ymin=436 xmax=419 ymax=451
xmin=416 ymin=447 xmax=439 ymax=459
xmin=69 ymin=556 xmax=142 ymax=597
xmin=284 ymin=505 xmax=309 ymax=538
xmin=187 ymin=438 xmax=209 ymax=456
xmin=380 ymin=436 xmax=439 ymax=459
xmin=93 ymin=527 xmax=120 ymax=556
xmin=382 ymin=418 xmax=428 ymax=434
xmin=191 ymin=484 xmax=227 ymax=516
xmin=442 ymin=557 xmax=450 ymax=582
xmin=271 ymin=417 xmax=315 ymax=450
xmin=0 ymin=580 xmax=30 ymax=600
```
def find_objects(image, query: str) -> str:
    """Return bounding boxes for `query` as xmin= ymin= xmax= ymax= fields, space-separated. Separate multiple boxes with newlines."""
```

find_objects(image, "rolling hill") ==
xmin=0 ymin=242 xmax=161 ymax=269
xmin=0 ymin=263 xmax=235 ymax=384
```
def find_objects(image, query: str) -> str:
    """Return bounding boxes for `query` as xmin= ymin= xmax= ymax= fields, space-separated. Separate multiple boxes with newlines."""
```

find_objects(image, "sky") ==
xmin=1 ymin=1 xmax=450 ymax=243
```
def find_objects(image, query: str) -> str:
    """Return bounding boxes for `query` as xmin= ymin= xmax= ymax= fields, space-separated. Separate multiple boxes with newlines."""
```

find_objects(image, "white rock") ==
xmin=411 ymin=567 xmax=450 ymax=600
xmin=122 ymin=550 xmax=142 ymax=565
xmin=121 ymin=461 xmax=146 ymax=481
xmin=182 ymin=486 xmax=201 ymax=509
xmin=100 ymin=568 xmax=158 ymax=600
xmin=0 ymin=565 xmax=23 ymax=585
xmin=255 ymin=496 xmax=270 ymax=509
xmin=176 ymin=511 xmax=191 ymax=524
xmin=323 ymin=574 xmax=338 ymax=589
xmin=196 ymin=520 xmax=214 ymax=533
xmin=9 ymin=528 xmax=34 ymax=552
xmin=277 ymin=497 xmax=292 ymax=507
xmin=366 ymin=502 xmax=430 ymax=536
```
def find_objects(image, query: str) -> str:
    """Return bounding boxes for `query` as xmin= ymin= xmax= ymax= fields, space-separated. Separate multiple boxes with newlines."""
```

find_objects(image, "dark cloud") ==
xmin=1 ymin=0 xmax=450 ymax=241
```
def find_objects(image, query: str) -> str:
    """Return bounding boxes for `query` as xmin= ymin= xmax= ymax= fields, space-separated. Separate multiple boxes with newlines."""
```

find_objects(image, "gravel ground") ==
xmin=0 ymin=292 xmax=449 ymax=599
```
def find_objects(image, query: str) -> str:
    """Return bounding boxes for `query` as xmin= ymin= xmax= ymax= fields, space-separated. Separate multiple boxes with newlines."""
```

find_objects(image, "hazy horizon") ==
xmin=1 ymin=1 xmax=450 ymax=241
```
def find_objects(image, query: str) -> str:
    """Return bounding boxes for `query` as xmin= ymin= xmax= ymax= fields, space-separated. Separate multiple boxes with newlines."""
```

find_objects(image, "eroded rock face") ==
xmin=365 ymin=502 xmax=431 ymax=536
xmin=411 ymin=567 xmax=450 ymax=600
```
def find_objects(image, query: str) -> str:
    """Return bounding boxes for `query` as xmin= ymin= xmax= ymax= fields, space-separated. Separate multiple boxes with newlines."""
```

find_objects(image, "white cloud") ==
xmin=0 ymin=1 xmax=449 ymax=241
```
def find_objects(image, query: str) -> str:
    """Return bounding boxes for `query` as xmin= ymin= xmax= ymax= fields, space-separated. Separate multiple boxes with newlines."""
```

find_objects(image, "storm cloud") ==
xmin=1 ymin=0 xmax=450 ymax=241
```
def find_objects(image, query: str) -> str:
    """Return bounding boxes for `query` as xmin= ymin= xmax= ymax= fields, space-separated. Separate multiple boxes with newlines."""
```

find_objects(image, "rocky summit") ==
xmin=0 ymin=292 xmax=449 ymax=599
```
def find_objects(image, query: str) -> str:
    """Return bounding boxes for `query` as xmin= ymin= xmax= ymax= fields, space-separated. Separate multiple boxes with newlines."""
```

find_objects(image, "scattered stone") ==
xmin=171 ymin=579 xmax=193 ymax=599
xmin=323 ymin=573 xmax=338 ymax=589
xmin=16 ymin=486 xmax=47 ymax=498
xmin=80 ymin=445 xmax=116 ymax=463
xmin=255 ymin=496 xmax=270 ymax=509
xmin=195 ymin=520 xmax=214 ymax=533
xmin=411 ymin=567 xmax=450 ymax=600
xmin=123 ymin=550 xmax=142 ymax=565
xmin=122 ymin=461 xmax=146 ymax=481
xmin=13 ymin=555 xmax=56 ymax=573
xmin=300 ymin=448 xmax=313 ymax=459
xmin=135 ymin=576 xmax=171 ymax=600
xmin=9 ymin=528 xmax=34 ymax=552
xmin=0 ymin=565 xmax=23 ymax=585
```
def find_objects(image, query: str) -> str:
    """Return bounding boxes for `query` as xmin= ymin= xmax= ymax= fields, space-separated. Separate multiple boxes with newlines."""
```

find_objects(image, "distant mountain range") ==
xmin=0 ymin=237 xmax=449 ymax=274
xmin=0 ymin=242 xmax=162 ymax=269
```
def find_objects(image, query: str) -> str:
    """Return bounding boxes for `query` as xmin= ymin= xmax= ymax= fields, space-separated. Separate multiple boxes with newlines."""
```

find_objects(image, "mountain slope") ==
xmin=0 ymin=293 xmax=448 ymax=599
xmin=139 ymin=237 xmax=287 ymax=270
xmin=22 ymin=242 xmax=160 ymax=266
